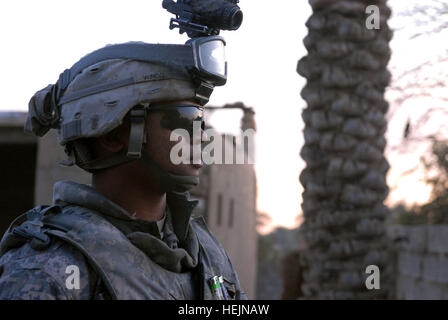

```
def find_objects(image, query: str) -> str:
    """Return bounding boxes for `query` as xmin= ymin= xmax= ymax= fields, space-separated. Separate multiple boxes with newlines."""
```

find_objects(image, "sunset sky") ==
xmin=0 ymin=1 xmax=445 ymax=234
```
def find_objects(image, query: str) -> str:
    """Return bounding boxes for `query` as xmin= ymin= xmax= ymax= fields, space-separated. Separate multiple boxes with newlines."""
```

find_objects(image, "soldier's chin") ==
xmin=175 ymin=165 xmax=201 ymax=177
xmin=168 ymin=175 xmax=200 ymax=193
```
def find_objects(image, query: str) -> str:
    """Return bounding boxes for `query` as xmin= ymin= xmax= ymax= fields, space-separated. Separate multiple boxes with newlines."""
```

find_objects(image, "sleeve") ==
xmin=223 ymin=252 xmax=248 ymax=300
xmin=238 ymin=289 xmax=248 ymax=300
xmin=0 ymin=241 xmax=104 ymax=300
xmin=0 ymin=269 xmax=70 ymax=300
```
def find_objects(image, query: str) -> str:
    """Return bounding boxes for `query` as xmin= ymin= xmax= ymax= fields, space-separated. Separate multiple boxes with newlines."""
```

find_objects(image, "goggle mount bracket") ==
xmin=195 ymin=81 xmax=215 ymax=106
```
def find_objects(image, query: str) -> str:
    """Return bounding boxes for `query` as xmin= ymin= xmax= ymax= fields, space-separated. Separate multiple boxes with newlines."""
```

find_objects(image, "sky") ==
xmin=0 ymin=1 xmax=444 ymax=234
xmin=384 ymin=0 xmax=448 ymax=208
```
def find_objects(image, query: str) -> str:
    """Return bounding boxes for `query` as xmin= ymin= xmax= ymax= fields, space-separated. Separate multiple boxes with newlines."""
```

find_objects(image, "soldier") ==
xmin=0 ymin=38 xmax=247 ymax=300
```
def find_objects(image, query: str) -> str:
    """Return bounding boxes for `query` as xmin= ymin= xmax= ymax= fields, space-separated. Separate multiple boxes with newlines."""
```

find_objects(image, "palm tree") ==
xmin=297 ymin=0 xmax=393 ymax=299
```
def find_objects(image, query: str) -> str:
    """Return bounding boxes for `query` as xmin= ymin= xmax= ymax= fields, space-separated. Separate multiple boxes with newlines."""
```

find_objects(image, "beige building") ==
xmin=0 ymin=105 xmax=258 ymax=299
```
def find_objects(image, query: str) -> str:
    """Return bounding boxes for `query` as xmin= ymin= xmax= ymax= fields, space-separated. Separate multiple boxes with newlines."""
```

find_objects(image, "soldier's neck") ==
xmin=91 ymin=166 xmax=166 ymax=222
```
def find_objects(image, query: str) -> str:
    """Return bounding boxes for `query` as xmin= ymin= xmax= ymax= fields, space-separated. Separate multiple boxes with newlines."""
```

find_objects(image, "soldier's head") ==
xmin=25 ymin=38 xmax=227 ymax=193
xmin=86 ymin=97 xmax=206 ymax=186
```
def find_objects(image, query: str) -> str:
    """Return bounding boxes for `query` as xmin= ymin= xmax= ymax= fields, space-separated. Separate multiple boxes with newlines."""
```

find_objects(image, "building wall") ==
xmin=0 ymin=112 xmax=38 ymax=236
xmin=206 ymin=162 xmax=258 ymax=299
xmin=35 ymin=129 xmax=90 ymax=205
xmin=388 ymin=225 xmax=448 ymax=299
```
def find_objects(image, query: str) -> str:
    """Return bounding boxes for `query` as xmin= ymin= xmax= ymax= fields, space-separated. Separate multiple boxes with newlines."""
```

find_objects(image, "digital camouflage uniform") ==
xmin=0 ymin=181 xmax=247 ymax=299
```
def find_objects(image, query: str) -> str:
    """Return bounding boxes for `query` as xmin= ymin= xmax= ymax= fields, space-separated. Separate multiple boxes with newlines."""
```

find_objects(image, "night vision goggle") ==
xmin=56 ymin=36 xmax=227 ymax=107
xmin=187 ymin=36 xmax=227 ymax=86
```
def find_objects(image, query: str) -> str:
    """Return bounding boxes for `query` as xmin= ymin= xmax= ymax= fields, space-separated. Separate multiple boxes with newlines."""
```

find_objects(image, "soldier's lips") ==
xmin=191 ymin=161 xmax=203 ymax=169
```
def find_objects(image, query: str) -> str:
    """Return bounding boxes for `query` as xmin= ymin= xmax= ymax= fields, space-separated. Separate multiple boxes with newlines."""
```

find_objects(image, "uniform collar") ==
xmin=52 ymin=180 xmax=198 ymax=243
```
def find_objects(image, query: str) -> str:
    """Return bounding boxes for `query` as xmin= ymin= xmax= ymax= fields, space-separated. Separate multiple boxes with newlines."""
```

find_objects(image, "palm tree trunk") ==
xmin=297 ymin=0 xmax=393 ymax=299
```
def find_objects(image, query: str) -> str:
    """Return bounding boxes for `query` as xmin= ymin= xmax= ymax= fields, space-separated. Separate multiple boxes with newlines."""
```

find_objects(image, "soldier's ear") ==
xmin=97 ymin=123 xmax=129 ymax=153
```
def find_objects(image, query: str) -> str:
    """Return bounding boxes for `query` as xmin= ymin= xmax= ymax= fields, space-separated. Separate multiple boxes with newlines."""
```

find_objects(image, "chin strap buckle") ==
xmin=127 ymin=104 xmax=148 ymax=159
xmin=195 ymin=81 xmax=214 ymax=105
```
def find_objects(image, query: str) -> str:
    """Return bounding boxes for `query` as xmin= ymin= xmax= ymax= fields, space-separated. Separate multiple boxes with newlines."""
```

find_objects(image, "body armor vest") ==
xmin=0 ymin=205 xmax=245 ymax=300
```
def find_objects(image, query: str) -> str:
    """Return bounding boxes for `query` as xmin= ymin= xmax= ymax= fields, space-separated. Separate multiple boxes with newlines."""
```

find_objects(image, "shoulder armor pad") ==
xmin=0 ymin=205 xmax=61 ymax=254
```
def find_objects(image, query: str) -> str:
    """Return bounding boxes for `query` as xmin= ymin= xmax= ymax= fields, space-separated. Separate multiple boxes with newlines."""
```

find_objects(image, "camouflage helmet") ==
xmin=25 ymin=39 xmax=226 ymax=191
xmin=57 ymin=58 xmax=198 ymax=145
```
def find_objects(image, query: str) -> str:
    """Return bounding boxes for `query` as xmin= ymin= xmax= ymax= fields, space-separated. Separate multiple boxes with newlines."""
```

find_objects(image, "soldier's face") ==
xmin=144 ymin=100 xmax=205 ymax=177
